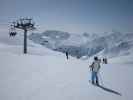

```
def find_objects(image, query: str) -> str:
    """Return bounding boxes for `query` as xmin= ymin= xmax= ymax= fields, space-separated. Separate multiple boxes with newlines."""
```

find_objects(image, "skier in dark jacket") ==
xmin=66 ymin=51 xmax=69 ymax=60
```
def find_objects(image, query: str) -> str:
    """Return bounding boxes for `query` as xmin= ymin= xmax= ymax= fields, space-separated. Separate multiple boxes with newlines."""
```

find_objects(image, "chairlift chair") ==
xmin=9 ymin=27 xmax=17 ymax=37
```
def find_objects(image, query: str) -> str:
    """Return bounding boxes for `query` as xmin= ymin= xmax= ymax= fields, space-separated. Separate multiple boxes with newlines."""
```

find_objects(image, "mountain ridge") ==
xmin=29 ymin=30 xmax=133 ymax=58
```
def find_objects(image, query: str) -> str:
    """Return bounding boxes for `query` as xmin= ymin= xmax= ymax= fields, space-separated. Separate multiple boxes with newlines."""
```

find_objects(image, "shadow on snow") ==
xmin=97 ymin=85 xmax=122 ymax=96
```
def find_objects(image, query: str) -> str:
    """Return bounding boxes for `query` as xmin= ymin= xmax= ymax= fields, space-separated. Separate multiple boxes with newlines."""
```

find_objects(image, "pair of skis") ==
xmin=88 ymin=80 xmax=100 ymax=87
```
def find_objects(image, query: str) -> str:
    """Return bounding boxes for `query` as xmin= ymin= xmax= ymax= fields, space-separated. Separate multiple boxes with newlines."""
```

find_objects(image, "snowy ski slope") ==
xmin=0 ymin=42 xmax=133 ymax=100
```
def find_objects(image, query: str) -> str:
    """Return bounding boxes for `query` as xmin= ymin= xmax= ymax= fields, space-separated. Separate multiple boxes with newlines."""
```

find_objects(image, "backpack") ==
xmin=89 ymin=62 xmax=94 ymax=71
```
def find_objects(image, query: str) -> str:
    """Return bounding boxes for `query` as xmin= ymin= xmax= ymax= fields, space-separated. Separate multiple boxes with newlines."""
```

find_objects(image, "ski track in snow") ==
xmin=0 ymin=43 xmax=133 ymax=100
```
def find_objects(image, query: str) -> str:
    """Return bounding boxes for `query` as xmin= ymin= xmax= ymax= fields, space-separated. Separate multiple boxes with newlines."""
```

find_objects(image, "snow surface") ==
xmin=0 ymin=42 xmax=133 ymax=100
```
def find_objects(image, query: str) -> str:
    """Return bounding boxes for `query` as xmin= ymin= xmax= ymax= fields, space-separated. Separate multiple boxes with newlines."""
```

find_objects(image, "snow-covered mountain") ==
xmin=29 ymin=30 xmax=133 ymax=58
xmin=83 ymin=32 xmax=133 ymax=57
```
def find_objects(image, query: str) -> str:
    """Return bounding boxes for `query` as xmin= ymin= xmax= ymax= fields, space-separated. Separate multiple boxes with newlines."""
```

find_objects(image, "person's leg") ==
xmin=91 ymin=71 xmax=95 ymax=84
xmin=92 ymin=71 xmax=96 ymax=84
xmin=95 ymin=72 xmax=99 ymax=85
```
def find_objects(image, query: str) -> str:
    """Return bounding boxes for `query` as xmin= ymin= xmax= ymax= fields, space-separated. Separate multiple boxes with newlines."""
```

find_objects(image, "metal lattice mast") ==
xmin=9 ymin=18 xmax=36 ymax=54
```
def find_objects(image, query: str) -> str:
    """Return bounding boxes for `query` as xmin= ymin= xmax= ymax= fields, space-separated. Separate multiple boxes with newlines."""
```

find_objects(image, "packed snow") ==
xmin=0 ymin=41 xmax=133 ymax=100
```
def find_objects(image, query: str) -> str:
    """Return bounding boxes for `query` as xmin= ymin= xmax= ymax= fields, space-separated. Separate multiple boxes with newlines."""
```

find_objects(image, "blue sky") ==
xmin=0 ymin=0 xmax=133 ymax=33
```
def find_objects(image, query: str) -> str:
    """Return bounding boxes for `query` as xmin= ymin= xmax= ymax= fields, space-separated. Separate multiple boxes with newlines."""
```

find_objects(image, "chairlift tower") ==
xmin=9 ymin=18 xmax=36 ymax=54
